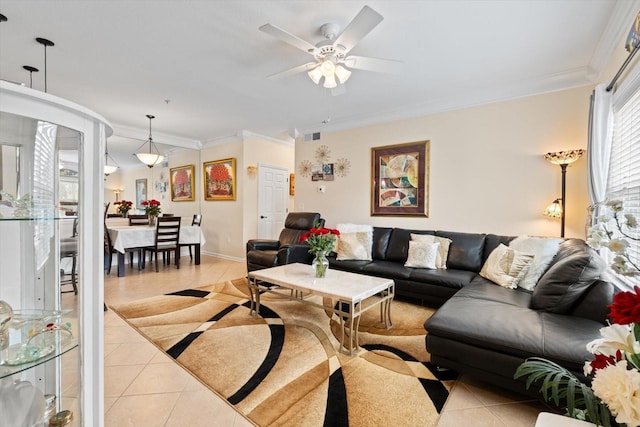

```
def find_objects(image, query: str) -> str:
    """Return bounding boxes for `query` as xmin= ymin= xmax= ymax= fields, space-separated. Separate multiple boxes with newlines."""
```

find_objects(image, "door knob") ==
xmin=260 ymin=215 xmax=267 ymax=219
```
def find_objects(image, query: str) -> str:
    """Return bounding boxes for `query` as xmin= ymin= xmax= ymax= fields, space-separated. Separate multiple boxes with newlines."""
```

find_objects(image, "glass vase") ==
xmin=149 ymin=215 xmax=156 ymax=226
xmin=312 ymin=252 xmax=329 ymax=278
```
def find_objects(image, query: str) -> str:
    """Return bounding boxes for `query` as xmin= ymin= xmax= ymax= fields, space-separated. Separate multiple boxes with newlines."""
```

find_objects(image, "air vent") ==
xmin=304 ymin=132 xmax=321 ymax=142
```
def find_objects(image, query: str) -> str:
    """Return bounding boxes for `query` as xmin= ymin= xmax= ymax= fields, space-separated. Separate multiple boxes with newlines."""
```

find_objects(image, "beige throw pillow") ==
xmin=404 ymin=241 xmax=440 ymax=269
xmin=480 ymin=244 xmax=534 ymax=289
xmin=411 ymin=234 xmax=452 ymax=269
xmin=336 ymin=232 xmax=373 ymax=261
xmin=508 ymin=236 xmax=563 ymax=290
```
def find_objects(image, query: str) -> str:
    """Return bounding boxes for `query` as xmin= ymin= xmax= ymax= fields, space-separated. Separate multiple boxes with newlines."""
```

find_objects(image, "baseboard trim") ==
xmin=200 ymin=250 xmax=244 ymax=263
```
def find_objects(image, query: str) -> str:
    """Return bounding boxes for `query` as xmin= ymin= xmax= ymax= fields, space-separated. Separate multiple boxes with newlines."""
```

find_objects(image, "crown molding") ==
xmin=297 ymin=67 xmax=594 ymax=136
xmin=111 ymin=123 xmax=201 ymax=150
xmin=589 ymin=0 xmax=640 ymax=82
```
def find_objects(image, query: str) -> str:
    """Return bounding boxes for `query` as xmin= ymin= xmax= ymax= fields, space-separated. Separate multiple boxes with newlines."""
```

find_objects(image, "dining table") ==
xmin=106 ymin=218 xmax=206 ymax=276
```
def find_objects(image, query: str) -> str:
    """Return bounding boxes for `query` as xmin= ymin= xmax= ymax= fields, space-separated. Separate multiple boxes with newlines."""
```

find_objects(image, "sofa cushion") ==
xmin=424 ymin=283 xmax=603 ymax=369
xmin=385 ymin=228 xmax=435 ymax=263
xmin=411 ymin=234 xmax=452 ymax=269
xmin=404 ymin=241 xmax=439 ymax=269
xmin=508 ymin=236 xmax=562 ymax=290
xmin=328 ymin=258 xmax=371 ymax=273
xmin=531 ymin=240 xmax=607 ymax=313
xmin=435 ymin=231 xmax=487 ymax=272
xmin=480 ymin=243 xmax=534 ymax=289
xmin=372 ymin=227 xmax=393 ymax=260
xmin=409 ymin=268 xmax=476 ymax=290
xmin=363 ymin=260 xmax=413 ymax=279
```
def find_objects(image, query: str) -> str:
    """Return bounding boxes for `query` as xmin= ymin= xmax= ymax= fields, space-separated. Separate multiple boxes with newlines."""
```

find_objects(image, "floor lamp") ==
xmin=543 ymin=149 xmax=585 ymax=237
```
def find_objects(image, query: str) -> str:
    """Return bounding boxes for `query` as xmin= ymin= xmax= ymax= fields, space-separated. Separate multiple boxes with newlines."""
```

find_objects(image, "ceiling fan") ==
xmin=259 ymin=5 xmax=402 ymax=91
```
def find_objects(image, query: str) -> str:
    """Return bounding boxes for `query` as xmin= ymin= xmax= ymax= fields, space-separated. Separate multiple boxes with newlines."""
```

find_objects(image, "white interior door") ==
xmin=258 ymin=165 xmax=289 ymax=239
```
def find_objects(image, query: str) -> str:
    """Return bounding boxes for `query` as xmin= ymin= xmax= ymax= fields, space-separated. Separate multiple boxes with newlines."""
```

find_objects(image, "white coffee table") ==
xmin=248 ymin=263 xmax=395 ymax=355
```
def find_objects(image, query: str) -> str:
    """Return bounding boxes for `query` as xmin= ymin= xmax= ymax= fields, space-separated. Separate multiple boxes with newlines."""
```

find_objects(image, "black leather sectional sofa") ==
xmin=327 ymin=227 xmax=615 ymax=395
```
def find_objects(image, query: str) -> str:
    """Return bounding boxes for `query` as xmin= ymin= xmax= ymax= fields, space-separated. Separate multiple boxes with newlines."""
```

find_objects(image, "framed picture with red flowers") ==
xmin=204 ymin=158 xmax=236 ymax=201
xmin=170 ymin=164 xmax=195 ymax=202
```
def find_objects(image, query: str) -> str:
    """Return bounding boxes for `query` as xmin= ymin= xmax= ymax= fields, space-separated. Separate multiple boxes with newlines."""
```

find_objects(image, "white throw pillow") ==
xmin=336 ymin=232 xmax=373 ymax=261
xmin=411 ymin=234 xmax=452 ymax=269
xmin=508 ymin=236 xmax=563 ymax=290
xmin=404 ymin=241 xmax=440 ymax=269
xmin=480 ymin=244 xmax=534 ymax=289
xmin=335 ymin=224 xmax=373 ymax=261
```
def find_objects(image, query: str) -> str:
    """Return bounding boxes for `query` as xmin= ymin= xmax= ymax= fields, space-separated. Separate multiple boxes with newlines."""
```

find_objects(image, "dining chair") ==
xmin=60 ymin=217 xmax=79 ymax=295
xmin=162 ymin=213 xmax=174 ymax=217
xmin=178 ymin=214 xmax=202 ymax=261
xmin=143 ymin=216 xmax=182 ymax=272
xmin=104 ymin=202 xmax=111 ymax=221
xmin=128 ymin=214 xmax=150 ymax=225
xmin=104 ymin=223 xmax=142 ymax=274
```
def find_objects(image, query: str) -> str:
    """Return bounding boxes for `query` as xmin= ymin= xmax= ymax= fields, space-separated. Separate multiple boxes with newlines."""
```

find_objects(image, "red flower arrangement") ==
xmin=300 ymin=226 xmax=341 ymax=255
xmin=113 ymin=200 xmax=133 ymax=216
xmin=141 ymin=199 xmax=161 ymax=217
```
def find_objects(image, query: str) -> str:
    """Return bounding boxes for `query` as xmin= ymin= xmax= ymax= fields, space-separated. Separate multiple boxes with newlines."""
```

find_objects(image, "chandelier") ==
xmin=135 ymin=114 xmax=164 ymax=168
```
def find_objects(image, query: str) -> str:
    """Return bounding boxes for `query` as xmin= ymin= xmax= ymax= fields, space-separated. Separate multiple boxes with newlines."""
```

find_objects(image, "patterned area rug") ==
xmin=111 ymin=278 xmax=457 ymax=426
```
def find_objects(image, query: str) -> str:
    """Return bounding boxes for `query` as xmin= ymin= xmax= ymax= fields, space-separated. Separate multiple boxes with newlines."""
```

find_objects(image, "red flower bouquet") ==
xmin=141 ymin=199 xmax=161 ymax=217
xmin=113 ymin=200 xmax=133 ymax=216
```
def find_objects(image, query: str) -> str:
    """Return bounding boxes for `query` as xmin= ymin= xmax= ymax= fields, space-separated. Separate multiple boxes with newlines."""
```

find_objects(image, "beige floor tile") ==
xmin=234 ymin=412 xmax=258 ymax=427
xmin=442 ymin=382 xmax=486 ymax=410
xmin=104 ymin=397 xmax=118 ymax=413
xmin=461 ymin=376 xmax=534 ymax=406
xmin=104 ymin=342 xmax=121 ymax=358
xmin=149 ymin=350 xmax=173 ymax=364
xmin=164 ymin=390 xmax=238 ymax=427
xmin=437 ymin=407 xmax=507 ymax=427
xmin=104 ymin=393 xmax=180 ymax=427
xmin=487 ymin=401 xmax=552 ymax=427
xmin=105 ymin=342 xmax=159 ymax=366
xmin=104 ymin=364 xmax=146 ymax=397
xmin=123 ymin=362 xmax=194 ymax=395
xmin=104 ymin=325 xmax=148 ymax=344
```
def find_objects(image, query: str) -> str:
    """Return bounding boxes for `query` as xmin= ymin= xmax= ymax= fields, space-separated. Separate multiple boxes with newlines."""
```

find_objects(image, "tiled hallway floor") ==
xmin=94 ymin=256 xmax=553 ymax=426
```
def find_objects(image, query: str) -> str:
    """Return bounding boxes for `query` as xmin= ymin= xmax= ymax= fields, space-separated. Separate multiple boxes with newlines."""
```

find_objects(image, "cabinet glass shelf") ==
xmin=0 ymin=339 xmax=78 ymax=379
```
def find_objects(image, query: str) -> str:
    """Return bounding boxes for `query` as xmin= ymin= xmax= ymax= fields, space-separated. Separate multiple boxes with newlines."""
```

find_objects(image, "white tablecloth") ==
xmin=107 ymin=225 xmax=205 ymax=253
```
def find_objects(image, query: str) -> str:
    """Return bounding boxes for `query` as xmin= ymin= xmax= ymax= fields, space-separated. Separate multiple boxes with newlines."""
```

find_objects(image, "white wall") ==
xmin=295 ymin=86 xmax=593 ymax=238
xmin=242 ymin=134 xmax=295 ymax=245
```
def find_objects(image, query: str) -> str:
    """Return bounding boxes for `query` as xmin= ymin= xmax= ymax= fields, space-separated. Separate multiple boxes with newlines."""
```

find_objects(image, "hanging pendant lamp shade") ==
xmin=104 ymin=139 xmax=119 ymax=175
xmin=135 ymin=115 xmax=165 ymax=168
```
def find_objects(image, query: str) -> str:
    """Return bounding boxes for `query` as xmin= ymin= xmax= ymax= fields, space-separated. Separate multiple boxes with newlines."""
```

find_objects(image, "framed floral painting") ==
xmin=204 ymin=158 xmax=236 ymax=201
xmin=371 ymin=140 xmax=430 ymax=216
xmin=170 ymin=164 xmax=195 ymax=201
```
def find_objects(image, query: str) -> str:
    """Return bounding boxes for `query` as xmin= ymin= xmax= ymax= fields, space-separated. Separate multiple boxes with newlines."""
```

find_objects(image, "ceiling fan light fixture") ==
xmin=135 ymin=114 xmax=165 ymax=168
xmin=335 ymin=65 xmax=351 ymax=84
xmin=323 ymin=73 xmax=337 ymax=89
xmin=308 ymin=65 xmax=323 ymax=84
xmin=321 ymin=59 xmax=336 ymax=77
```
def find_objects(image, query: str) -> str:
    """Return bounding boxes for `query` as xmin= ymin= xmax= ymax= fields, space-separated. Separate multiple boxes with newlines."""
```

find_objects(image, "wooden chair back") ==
xmin=192 ymin=214 xmax=202 ymax=226
xmin=154 ymin=216 xmax=182 ymax=249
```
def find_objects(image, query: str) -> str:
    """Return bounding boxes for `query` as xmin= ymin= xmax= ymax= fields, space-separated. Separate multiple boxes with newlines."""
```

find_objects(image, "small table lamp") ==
xmin=543 ymin=149 xmax=585 ymax=237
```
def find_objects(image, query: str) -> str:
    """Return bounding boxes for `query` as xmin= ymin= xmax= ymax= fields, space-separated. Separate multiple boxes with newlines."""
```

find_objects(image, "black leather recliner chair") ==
xmin=246 ymin=212 xmax=324 ymax=272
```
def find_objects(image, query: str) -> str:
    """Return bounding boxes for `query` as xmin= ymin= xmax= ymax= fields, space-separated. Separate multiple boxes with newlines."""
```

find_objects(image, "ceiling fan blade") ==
xmin=333 ymin=6 xmax=383 ymax=54
xmin=267 ymin=62 xmax=318 ymax=79
xmin=343 ymin=56 xmax=403 ymax=74
xmin=259 ymin=23 xmax=318 ymax=55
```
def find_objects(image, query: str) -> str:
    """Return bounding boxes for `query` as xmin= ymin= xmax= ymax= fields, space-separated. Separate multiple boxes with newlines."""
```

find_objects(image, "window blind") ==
xmin=608 ymin=87 xmax=640 ymax=288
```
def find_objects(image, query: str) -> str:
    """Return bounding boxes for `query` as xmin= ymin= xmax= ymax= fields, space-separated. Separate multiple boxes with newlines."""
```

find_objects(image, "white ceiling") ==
xmin=0 ymin=0 xmax=635 ymax=169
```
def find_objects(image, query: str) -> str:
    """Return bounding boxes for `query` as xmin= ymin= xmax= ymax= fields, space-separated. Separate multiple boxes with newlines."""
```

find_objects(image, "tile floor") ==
xmin=73 ymin=255 xmax=555 ymax=426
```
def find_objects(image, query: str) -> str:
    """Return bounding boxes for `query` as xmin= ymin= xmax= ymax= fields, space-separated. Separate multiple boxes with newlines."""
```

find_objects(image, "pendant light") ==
xmin=22 ymin=66 xmax=39 ymax=88
xmin=35 ymin=37 xmax=54 ymax=93
xmin=104 ymin=139 xmax=119 ymax=175
xmin=135 ymin=115 xmax=165 ymax=168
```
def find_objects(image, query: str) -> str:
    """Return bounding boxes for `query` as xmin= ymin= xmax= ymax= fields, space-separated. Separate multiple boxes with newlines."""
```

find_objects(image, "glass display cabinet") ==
xmin=0 ymin=81 xmax=111 ymax=426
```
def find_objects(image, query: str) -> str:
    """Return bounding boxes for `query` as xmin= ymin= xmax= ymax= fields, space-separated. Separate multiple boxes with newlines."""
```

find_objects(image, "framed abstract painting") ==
xmin=371 ymin=140 xmax=430 ymax=217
